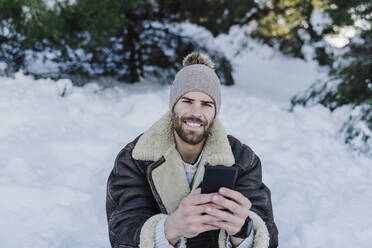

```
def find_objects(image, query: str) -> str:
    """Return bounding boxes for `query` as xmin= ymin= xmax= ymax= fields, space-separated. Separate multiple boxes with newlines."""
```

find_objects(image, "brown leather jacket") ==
xmin=106 ymin=134 xmax=278 ymax=248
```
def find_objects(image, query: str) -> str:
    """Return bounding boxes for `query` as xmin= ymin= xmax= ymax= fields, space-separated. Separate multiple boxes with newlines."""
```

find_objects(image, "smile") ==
xmin=185 ymin=121 xmax=202 ymax=128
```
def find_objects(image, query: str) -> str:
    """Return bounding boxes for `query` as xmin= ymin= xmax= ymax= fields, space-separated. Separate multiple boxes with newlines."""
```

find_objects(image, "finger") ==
xmin=204 ymin=202 xmax=226 ymax=210
xmin=189 ymin=203 xmax=225 ymax=216
xmin=181 ymin=204 xmax=212 ymax=217
xmin=211 ymin=194 xmax=244 ymax=217
xmin=210 ymin=220 xmax=241 ymax=236
xmin=205 ymin=207 xmax=243 ymax=227
xmin=189 ymin=214 xmax=221 ymax=225
xmin=188 ymin=191 xmax=216 ymax=206
xmin=218 ymin=187 xmax=251 ymax=208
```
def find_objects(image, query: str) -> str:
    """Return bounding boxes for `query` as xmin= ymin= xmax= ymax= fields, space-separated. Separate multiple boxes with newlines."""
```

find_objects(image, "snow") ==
xmin=215 ymin=25 xmax=327 ymax=108
xmin=0 ymin=61 xmax=8 ymax=75
xmin=310 ymin=10 xmax=357 ymax=48
xmin=1 ymin=25 xmax=372 ymax=248
xmin=43 ymin=0 xmax=76 ymax=10
xmin=1 ymin=69 xmax=371 ymax=247
xmin=324 ymin=26 xmax=357 ymax=48
xmin=310 ymin=10 xmax=332 ymax=36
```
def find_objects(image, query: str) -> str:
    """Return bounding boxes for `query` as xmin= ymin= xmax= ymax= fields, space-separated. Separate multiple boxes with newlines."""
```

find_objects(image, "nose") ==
xmin=189 ymin=102 xmax=203 ymax=117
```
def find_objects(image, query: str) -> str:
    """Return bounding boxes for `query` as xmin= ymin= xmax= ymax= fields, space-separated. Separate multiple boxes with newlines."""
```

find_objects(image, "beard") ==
xmin=172 ymin=112 xmax=213 ymax=145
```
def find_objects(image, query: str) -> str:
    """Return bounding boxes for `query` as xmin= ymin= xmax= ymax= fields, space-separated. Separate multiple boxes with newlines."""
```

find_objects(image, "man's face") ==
xmin=172 ymin=91 xmax=216 ymax=145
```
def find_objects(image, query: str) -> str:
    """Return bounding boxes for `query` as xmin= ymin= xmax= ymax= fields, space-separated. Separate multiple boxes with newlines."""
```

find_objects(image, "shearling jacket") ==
xmin=106 ymin=111 xmax=278 ymax=248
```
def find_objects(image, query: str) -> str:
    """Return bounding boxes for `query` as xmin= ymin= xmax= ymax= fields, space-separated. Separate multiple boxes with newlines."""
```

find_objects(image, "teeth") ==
xmin=186 ymin=122 xmax=201 ymax=127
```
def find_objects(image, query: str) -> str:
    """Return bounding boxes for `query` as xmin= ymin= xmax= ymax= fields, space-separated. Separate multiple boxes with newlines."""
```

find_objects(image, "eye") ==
xmin=182 ymin=100 xmax=192 ymax=104
xmin=203 ymin=103 xmax=213 ymax=108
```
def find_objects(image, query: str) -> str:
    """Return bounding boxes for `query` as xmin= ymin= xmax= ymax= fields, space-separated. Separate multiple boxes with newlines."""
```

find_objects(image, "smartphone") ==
xmin=201 ymin=165 xmax=238 ymax=194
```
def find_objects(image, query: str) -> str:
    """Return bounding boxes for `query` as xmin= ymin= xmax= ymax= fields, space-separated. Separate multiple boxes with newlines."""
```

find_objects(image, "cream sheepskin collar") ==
xmin=132 ymin=111 xmax=235 ymax=166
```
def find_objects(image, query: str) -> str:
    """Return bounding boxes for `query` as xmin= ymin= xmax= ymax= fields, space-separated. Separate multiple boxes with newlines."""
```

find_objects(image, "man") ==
xmin=106 ymin=52 xmax=278 ymax=248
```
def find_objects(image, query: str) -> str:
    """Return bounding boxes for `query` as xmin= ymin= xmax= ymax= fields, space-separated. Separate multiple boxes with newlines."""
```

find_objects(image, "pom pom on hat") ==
xmin=182 ymin=52 xmax=215 ymax=69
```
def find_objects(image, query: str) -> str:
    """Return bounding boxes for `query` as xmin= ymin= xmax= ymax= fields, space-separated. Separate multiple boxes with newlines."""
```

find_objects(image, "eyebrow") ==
xmin=181 ymin=97 xmax=214 ymax=105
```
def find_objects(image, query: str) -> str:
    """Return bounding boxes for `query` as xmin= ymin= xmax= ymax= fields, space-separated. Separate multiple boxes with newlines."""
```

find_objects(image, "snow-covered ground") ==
xmin=1 ymin=34 xmax=371 ymax=247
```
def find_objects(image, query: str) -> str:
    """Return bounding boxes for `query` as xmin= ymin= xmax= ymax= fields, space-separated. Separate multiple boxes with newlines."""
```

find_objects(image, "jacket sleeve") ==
xmin=106 ymin=142 xmax=163 ymax=248
xmin=234 ymin=146 xmax=279 ymax=248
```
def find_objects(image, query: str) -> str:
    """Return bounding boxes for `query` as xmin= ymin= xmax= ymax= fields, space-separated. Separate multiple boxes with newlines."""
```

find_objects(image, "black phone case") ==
xmin=201 ymin=165 xmax=238 ymax=194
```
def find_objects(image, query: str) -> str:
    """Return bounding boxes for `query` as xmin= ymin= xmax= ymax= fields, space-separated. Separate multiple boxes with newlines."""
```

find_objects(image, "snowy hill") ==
xmin=1 ymin=31 xmax=371 ymax=247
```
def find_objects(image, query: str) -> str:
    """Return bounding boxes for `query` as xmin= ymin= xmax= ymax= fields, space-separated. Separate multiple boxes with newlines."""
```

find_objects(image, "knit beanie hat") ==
xmin=169 ymin=52 xmax=221 ymax=116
